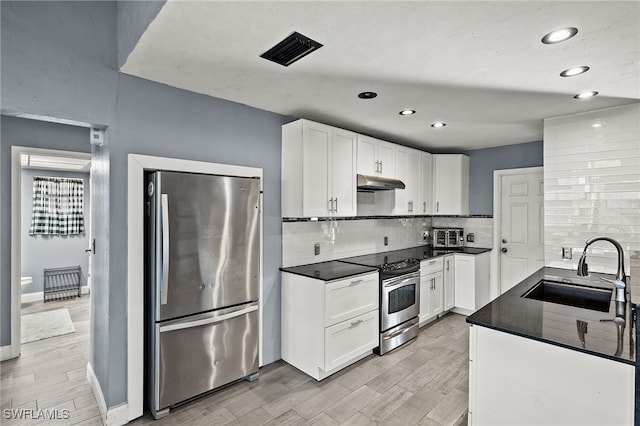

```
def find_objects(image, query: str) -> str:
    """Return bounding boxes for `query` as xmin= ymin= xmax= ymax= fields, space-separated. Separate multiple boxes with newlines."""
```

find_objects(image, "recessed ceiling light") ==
xmin=573 ymin=91 xmax=599 ymax=99
xmin=591 ymin=123 xmax=603 ymax=128
xmin=399 ymin=109 xmax=416 ymax=116
xmin=358 ymin=91 xmax=377 ymax=99
xmin=430 ymin=122 xmax=446 ymax=128
xmin=560 ymin=66 xmax=590 ymax=77
xmin=541 ymin=27 xmax=578 ymax=44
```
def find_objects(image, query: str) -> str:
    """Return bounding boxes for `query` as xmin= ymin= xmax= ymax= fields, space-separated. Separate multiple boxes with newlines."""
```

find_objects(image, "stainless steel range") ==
xmin=342 ymin=252 xmax=421 ymax=354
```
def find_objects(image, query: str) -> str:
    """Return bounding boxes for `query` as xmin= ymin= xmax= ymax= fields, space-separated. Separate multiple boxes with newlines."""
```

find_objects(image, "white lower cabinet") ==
xmin=419 ymin=258 xmax=444 ymax=325
xmin=452 ymin=253 xmax=490 ymax=316
xmin=443 ymin=255 xmax=455 ymax=311
xmin=468 ymin=325 xmax=634 ymax=425
xmin=281 ymin=271 xmax=379 ymax=380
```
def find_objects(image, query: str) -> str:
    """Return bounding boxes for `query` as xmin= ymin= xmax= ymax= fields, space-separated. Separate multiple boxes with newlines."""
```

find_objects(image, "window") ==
xmin=29 ymin=177 xmax=85 ymax=235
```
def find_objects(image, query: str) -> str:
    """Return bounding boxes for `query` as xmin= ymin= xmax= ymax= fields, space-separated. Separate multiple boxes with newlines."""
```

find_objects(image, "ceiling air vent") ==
xmin=260 ymin=31 xmax=323 ymax=67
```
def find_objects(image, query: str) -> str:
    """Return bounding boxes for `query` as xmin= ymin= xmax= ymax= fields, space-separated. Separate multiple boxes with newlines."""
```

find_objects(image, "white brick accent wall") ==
xmin=543 ymin=104 xmax=640 ymax=274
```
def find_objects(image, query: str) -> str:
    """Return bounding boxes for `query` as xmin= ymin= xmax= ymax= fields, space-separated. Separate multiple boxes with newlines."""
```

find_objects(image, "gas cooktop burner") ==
xmin=380 ymin=258 xmax=420 ymax=272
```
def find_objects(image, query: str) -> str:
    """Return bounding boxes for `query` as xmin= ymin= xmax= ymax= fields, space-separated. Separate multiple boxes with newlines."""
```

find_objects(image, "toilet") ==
xmin=21 ymin=276 xmax=33 ymax=287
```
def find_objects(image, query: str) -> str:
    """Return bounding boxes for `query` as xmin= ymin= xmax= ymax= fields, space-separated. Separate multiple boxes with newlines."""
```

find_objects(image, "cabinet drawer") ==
xmin=325 ymin=273 xmax=378 ymax=327
xmin=324 ymin=310 xmax=378 ymax=371
xmin=421 ymin=257 xmax=444 ymax=276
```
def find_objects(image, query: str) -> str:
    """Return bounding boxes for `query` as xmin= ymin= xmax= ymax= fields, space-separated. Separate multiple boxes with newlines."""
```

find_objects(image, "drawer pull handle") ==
xmin=350 ymin=279 xmax=364 ymax=285
xmin=350 ymin=319 xmax=364 ymax=327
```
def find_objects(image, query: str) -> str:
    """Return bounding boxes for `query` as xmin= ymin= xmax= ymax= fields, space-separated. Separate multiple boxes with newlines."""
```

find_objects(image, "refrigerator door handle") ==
xmin=161 ymin=193 xmax=169 ymax=305
xmin=159 ymin=304 xmax=259 ymax=333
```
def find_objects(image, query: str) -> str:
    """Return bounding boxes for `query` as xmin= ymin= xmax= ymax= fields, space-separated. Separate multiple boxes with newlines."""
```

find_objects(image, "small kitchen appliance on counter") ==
xmin=432 ymin=227 xmax=464 ymax=249
xmin=342 ymin=251 xmax=421 ymax=354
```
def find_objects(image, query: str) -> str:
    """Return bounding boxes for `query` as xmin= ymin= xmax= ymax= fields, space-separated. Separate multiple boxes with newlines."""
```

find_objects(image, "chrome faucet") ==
xmin=577 ymin=236 xmax=627 ymax=302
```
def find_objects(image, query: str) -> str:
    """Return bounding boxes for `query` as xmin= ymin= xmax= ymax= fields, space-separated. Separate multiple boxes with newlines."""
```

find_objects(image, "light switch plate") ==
xmin=314 ymin=243 xmax=320 ymax=256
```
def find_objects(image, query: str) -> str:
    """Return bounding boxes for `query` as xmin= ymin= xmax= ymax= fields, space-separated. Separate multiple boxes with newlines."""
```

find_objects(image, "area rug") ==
xmin=21 ymin=308 xmax=76 ymax=344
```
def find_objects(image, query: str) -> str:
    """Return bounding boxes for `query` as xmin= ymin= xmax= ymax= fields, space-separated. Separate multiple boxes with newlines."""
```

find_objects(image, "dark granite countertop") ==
xmin=340 ymin=245 xmax=492 ymax=267
xmin=281 ymin=245 xmax=491 ymax=281
xmin=280 ymin=261 xmax=378 ymax=281
xmin=467 ymin=267 xmax=636 ymax=365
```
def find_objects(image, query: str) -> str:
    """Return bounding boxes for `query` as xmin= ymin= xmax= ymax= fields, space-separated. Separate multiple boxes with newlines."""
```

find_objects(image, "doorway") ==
xmin=493 ymin=167 xmax=544 ymax=294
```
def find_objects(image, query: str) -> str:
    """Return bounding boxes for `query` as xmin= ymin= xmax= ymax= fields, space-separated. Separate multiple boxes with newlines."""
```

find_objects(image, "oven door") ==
xmin=381 ymin=272 xmax=420 ymax=331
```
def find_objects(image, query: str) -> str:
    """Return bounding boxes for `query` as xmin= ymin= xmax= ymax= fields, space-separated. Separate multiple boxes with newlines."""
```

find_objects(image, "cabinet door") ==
xmin=443 ymin=255 xmax=455 ymax=310
xmin=433 ymin=154 xmax=468 ymax=215
xmin=302 ymin=122 xmax=330 ymax=216
xmin=420 ymin=152 xmax=433 ymax=214
xmin=419 ymin=274 xmax=431 ymax=323
xmin=394 ymin=147 xmax=409 ymax=215
xmin=406 ymin=149 xmax=421 ymax=215
xmin=377 ymin=141 xmax=396 ymax=178
xmin=454 ymin=255 xmax=476 ymax=311
xmin=331 ymin=129 xmax=357 ymax=216
xmin=325 ymin=273 xmax=378 ymax=327
xmin=324 ymin=310 xmax=378 ymax=371
xmin=356 ymin=135 xmax=378 ymax=176
xmin=430 ymin=272 xmax=444 ymax=317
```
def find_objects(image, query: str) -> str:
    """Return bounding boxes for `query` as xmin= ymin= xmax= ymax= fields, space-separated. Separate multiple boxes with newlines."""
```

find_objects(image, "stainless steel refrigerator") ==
xmin=146 ymin=171 xmax=260 ymax=419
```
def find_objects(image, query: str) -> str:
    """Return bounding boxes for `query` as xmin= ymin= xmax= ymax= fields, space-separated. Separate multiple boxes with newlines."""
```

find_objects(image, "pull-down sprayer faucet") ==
xmin=577 ymin=236 xmax=627 ymax=302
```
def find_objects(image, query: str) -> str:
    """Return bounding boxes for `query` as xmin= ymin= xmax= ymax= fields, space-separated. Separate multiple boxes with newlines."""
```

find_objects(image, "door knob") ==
xmin=501 ymin=247 xmax=508 ymax=253
xmin=502 ymin=238 xmax=507 ymax=244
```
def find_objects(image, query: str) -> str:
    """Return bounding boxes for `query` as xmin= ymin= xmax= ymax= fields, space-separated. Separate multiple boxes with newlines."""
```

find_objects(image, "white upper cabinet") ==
xmin=282 ymin=119 xmax=357 ymax=217
xmin=356 ymin=135 xmax=395 ymax=179
xmin=394 ymin=146 xmax=421 ymax=215
xmin=419 ymin=152 xmax=433 ymax=215
xmin=433 ymin=154 xmax=469 ymax=215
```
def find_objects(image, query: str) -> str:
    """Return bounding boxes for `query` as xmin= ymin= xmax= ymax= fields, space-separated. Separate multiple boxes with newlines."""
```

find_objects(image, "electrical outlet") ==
xmin=384 ymin=236 xmax=388 ymax=246
xmin=314 ymin=243 xmax=320 ymax=256
xmin=562 ymin=247 xmax=572 ymax=260
xmin=422 ymin=231 xmax=429 ymax=241
xmin=467 ymin=233 xmax=475 ymax=243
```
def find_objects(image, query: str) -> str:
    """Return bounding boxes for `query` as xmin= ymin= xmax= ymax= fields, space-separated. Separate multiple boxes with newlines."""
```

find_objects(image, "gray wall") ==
xmin=2 ymin=1 xmax=288 ymax=409
xmin=21 ymin=169 xmax=90 ymax=294
xmin=1 ymin=116 xmax=91 ymax=345
xmin=464 ymin=140 xmax=543 ymax=215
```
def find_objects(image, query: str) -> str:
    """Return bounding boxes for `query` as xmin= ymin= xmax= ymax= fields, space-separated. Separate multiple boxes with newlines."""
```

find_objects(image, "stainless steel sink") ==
xmin=522 ymin=280 xmax=612 ymax=312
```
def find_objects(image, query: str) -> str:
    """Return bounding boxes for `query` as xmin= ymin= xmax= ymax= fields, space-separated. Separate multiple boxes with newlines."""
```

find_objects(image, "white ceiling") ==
xmin=121 ymin=1 xmax=640 ymax=151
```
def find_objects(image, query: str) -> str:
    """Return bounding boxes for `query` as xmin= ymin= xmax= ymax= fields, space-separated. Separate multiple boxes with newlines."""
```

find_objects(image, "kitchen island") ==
xmin=466 ymin=267 xmax=635 ymax=425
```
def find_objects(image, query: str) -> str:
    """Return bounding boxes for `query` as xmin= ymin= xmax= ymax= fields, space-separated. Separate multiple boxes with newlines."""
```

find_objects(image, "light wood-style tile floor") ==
xmin=2 ymin=297 xmax=470 ymax=426
xmin=131 ymin=313 xmax=470 ymax=426
xmin=0 ymin=295 xmax=102 ymax=425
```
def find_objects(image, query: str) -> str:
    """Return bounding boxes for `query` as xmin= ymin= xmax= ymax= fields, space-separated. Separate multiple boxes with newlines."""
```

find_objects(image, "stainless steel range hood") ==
xmin=357 ymin=174 xmax=406 ymax=191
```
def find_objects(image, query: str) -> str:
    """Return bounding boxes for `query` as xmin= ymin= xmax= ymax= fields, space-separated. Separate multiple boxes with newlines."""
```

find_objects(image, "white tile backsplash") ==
xmin=543 ymin=104 xmax=640 ymax=274
xmin=431 ymin=217 xmax=494 ymax=248
xmin=282 ymin=217 xmax=432 ymax=267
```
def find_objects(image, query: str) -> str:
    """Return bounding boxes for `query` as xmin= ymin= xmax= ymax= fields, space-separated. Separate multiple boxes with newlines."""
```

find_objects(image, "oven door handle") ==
xmin=382 ymin=323 xmax=416 ymax=340
xmin=383 ymin=274 xmax=419 ymax=288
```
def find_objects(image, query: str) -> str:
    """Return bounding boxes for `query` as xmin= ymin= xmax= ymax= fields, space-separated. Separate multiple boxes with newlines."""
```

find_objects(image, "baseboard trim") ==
xmin=21 ymin=287 xmax=90 ymax=304
xmin=87 ymin=362 xmax=129 ymax=425
xmin=1 ymin=345 xmax=13 ymax=361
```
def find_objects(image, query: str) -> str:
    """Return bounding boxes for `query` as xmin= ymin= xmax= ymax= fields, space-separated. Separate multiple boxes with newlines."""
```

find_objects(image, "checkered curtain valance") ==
xmin=29 ymin=177 xmax=85 ymax=235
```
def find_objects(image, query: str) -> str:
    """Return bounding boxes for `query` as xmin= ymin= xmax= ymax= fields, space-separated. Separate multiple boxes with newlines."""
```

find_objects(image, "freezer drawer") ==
xmin=153 ymin=303 xmax=259 ymax=412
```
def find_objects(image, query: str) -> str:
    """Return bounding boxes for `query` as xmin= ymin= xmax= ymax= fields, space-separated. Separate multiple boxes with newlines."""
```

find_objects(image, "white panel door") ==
xmin=331 ymin=129 xmax=357 ymax=216
xmin=499 ymin=170 xmax=544 ymax=293
xmin=302 ymin=123 xmax=330 ymax=217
